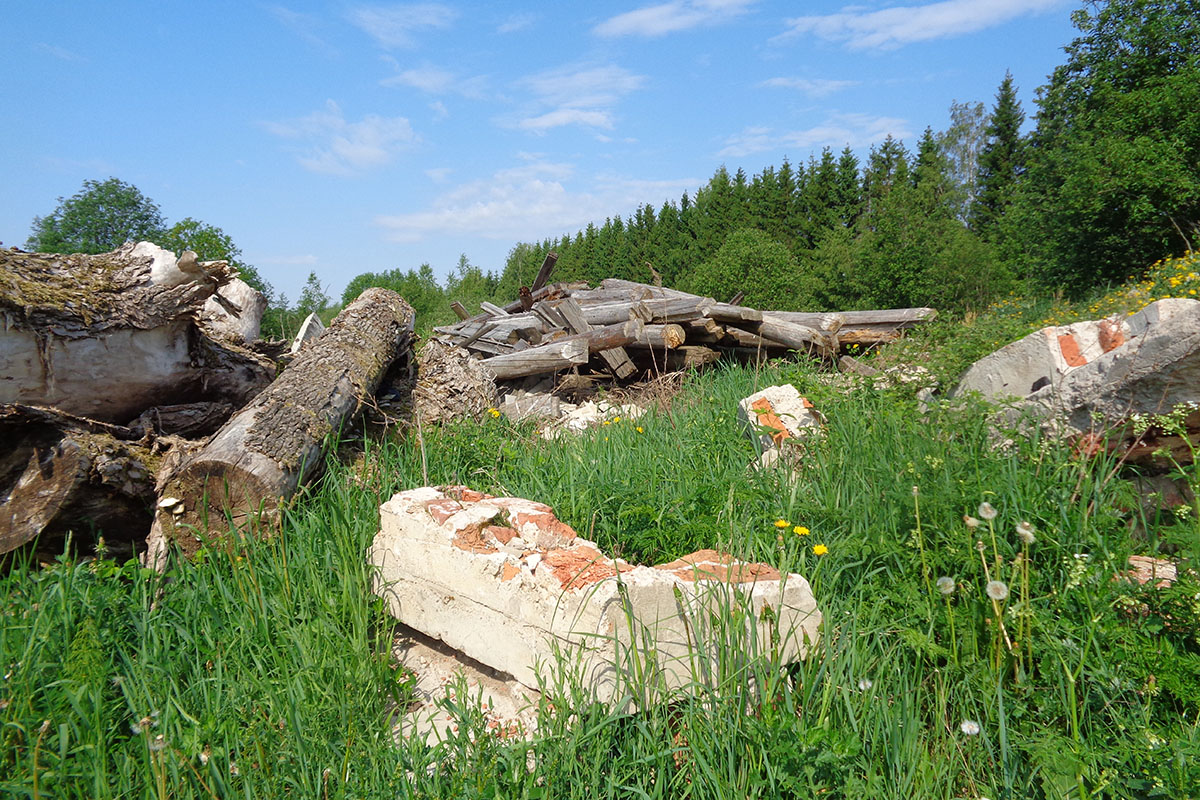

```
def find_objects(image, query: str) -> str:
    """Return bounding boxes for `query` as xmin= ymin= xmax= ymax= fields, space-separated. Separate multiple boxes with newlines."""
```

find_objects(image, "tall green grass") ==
xmin=3 ymin=359 xmax=1198 ymax=798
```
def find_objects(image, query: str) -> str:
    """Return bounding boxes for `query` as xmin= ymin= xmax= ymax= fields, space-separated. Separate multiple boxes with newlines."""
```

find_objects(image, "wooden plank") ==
xmin=766 ymin=307 xmax=937 ymax=330
xmin=481 ymin=338 xmax=589 ymax=380
xmin=598 ymin=278 xmax=701 ymax=301
xmin=480 ymin=301 xmax=510 ymax=317
xmin=557 ymin=298 xmax=638 ymax=380
xmin=450 ymin=301 xmax=469 ymax=321
xmin=530 ymin=252 xmax=559 ymax=293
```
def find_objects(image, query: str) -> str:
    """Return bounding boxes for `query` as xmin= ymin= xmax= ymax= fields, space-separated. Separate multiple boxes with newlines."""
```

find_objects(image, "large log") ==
xmin=0 ymin=242 xmax=273 ymax=422
xmin=750 ymin=317 xmax=837 ymax=358
xmin=631 ymin=324 xmax=686 ymax=350
xmin=149 ymin=288 xmax=415 ymax=560
xmin=481 ymin=338 xmax=589 ymax=380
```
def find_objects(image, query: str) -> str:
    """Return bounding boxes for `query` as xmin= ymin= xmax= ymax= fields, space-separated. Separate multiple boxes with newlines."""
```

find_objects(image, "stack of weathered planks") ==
xmin=434 ymin=269 xmax=936 ymax=382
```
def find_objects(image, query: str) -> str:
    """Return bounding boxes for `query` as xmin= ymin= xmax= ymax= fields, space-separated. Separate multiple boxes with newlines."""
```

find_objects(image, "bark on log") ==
xmin=641 ymin=297 xmax=713 ymax=323
xmin=150 ymin=288 xmax=415 ymax=560
xmin=0 ymin=242 xmax=273 ymax=422
xmin=530 ymin=252 xmax=559 ymax=293
xmin=481 ymin=338 xmax=589 ymax=380
xmin=704 ymin=303 xmax=763 ymax=324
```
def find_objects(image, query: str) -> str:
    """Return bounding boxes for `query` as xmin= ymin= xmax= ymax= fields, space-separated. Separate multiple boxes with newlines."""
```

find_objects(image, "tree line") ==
xmin=22 ymin=0 xmax=1200 ymax=331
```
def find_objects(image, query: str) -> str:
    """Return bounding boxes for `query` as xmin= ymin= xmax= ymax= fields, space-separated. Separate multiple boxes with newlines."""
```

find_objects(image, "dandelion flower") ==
xmin=985 ymin=580 xmax=1010 ymax=601
xmin=912 ymin=485 xmax=920 ymax=497
xmin=612 ymin=416 xmax=621 ymax=423
xmin=964 ymin=515 xmax=979 ymax=530
xmin=813 ymin=544 xmax=828 ymax=556
xmin=635 ymin=426 xmax=644 ymax=434
xmin=960 ymin=719 xmax=981 ymax=736
xmin=487 ymin=408 xmax=500 ymax=418
xmin=1016 ymin=521 xmax=1036 ymax=545
xmin=978 ymin=502 xmax=998 ymax=521
xmin=793 ymin=526 xmax=810 ymax=536
xmin=774 ymin=519 xmax=790 ymax=529
xmin=936 ymin=576 xmax=956 ymax=595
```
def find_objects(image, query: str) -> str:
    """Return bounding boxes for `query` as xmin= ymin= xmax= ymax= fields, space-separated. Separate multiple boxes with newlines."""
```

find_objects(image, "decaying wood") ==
xmin=632 ymin=324 xmax=686 ymax=350
xmin=557 ymin=298 xmax=637 ymax=380
xmin=530 ymin=252 xmax=558 ymax=293
xmin=482 ymin=338 xmax=589 ymax=380
xmin=149 ymin=288 xmax=415 ymax=561
xmin=1 ymin=404 xmax=160 ymax=557
xmin=0 ymin=241 xmax=273 ymax=423
xmin=451 ymin=301 xmax=469 ymax=320
xmin=434 ymin=276 xmax=935 ymax=398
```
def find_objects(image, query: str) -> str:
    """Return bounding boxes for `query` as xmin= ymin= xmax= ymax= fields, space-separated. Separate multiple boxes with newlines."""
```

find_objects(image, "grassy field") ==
xmin=3 ymin=260 xmax=1200 ymax=798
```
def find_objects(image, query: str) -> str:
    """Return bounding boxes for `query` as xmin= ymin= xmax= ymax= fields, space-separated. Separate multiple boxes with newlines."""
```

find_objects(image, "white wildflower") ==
xmin=960 ymin=719 xmax=981 ymax=736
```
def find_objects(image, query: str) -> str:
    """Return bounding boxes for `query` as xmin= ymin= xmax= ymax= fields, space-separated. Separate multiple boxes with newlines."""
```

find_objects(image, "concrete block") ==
xmin=369 ymin=486 xmax=822 ymax=704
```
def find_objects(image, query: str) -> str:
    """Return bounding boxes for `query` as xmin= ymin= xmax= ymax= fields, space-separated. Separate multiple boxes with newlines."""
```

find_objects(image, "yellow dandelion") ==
xmin=794 ymin=525 xmax=810 ymax=536
xmin=635 ymin=426 xmax=644 ymax=433
xmin=612 ymin=416 xmax=621 ymax=423
xmin=813 ymin=544 xmax=828 ymax=556
xmin=774 ymin=519 xmax=790 ymax=529
xmin=487 ymin=408 xmax=500 ymax=418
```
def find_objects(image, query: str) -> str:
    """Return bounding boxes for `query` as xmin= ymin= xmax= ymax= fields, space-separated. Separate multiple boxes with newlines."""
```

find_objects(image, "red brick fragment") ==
xmin=1057 ymin=333 xmax=1087 ymax=367
xmin=750 ymin=397 xmax=791 ymax=445
xmin=1098 ymin=319 xmax=1125 ymax=353
xmin=655 ymin=549 xmax=782 ymax=583
xmin=486 ymin=525 xmax=518 ymax=545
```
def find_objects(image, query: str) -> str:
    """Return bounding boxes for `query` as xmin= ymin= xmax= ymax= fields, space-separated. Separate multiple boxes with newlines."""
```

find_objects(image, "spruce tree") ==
xmin=974 ymin=71 xmax=1025 ymax=235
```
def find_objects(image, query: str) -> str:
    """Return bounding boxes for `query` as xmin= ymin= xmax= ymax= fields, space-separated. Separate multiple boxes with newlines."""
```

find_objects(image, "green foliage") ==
xmin=26 ymin=177 xmax=165 ymax=254
xmin=294 ymin=270 xmax=330 ymax=318
xmin=341 ymin=263 xmax=450 ymax=334
xmin=682 ymin=227 xmax=807 ymax=309
xmin=974 ymin=72 xmax=1026 ymax=236
xmin=1021 ymin=0 xmax=1200 ymax=290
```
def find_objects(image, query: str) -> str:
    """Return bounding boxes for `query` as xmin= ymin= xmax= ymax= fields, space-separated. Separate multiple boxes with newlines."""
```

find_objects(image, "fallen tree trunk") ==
xmin=148 ymin=288 xmax=415 ymax=561
xmin=1 ymin=404 xmax=161 ymax=558
xmin=0 ymin=242 xmax=273 ymax=422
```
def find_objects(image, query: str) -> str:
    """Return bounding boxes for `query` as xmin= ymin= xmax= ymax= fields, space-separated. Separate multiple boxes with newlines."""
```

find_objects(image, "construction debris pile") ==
xmin=427 ymin=255 xmax=936 ymax=419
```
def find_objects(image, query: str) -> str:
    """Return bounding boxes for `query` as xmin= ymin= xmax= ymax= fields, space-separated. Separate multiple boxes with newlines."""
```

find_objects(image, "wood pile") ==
xmin=432 ymin=256 xmax=936 ymax=386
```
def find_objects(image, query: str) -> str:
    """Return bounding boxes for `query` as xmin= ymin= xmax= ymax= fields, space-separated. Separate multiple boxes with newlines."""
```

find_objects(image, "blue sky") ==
xmin=2 ymin=1 xmax=1078 ymax=304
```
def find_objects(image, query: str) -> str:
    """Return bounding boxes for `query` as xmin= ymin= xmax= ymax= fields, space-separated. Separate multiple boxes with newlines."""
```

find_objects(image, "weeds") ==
xmin=3 ymin=339 xmax=1200 ymax=796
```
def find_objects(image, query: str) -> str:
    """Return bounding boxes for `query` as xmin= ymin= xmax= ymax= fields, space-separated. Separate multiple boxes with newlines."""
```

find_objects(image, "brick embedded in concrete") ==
xmin=369 ymin=486 xmax=822 ymax=702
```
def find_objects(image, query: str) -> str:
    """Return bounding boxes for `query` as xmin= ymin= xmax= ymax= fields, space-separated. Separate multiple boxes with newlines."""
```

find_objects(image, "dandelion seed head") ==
xmin=858 ymin=678 xmax=873 ymax=691
xmin=960 ymin=719 xmax=981 ymax=736
xmin=1016 ymin=521 xmax=1036 ymax=545
xmin=986 ymin=580 xmax=1010 ymax=601
xmin=936 ymin=576 xmax=956 ymax=595
xmin=149 ymin=734 xmax=166 ymax=752
xmin=964 ymin=515 xmax=979 ymax=530
xmin=978 ymin=502 xmax=998 ymax=521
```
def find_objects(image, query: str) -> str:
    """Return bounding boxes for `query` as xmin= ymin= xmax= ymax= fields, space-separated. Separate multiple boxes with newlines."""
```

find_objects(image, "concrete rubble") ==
xmin=737 ymin=384 xmax=824 ymax=468
xmin=369 ymin=486 xmax=821 ymax=705
xmin=954 ymin=299 xmax=1200 ymax=439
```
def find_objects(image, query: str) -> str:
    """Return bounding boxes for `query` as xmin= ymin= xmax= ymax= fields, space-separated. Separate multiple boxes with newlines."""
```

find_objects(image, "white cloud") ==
xmin=497 ymin=12 xmax=536 ymax=34
xmin=520 ymin=109 xmax=614 ymax=132
xmin=513 ymin=64 xmax=646 ymax=132
xmin=35 ymin=42 xmax=83 ymax=61
xmin=595 ymin=0 xmax=756 ymax=38
xmin=262 ymin=100 xmax=417 ymax=175
xmin=760 ymin=77 xmax=859 ymax=98
xmin=425 ymin=167 xmax=453 ymax=183
xmin=375 ymin=156 xmax=699 ymax=242
xmin=718 ymin=113 xmax=911 ymax=157
xmin=777 ymin=0 xmax=1065 ymax=50
xmin=380 ymin=64 xmax=487 ymax=97
xmin=349 ymin=3 xmax=457 ymax=48
xmin=429 ymin=100 xmax=449 ymax=120
xmin=268 ymin=6 xmax=335 ymax=53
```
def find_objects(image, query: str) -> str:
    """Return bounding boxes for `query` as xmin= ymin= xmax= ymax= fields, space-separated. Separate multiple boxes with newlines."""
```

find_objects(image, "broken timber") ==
xmin=437 ymin=277 xmax=936 ymax=385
